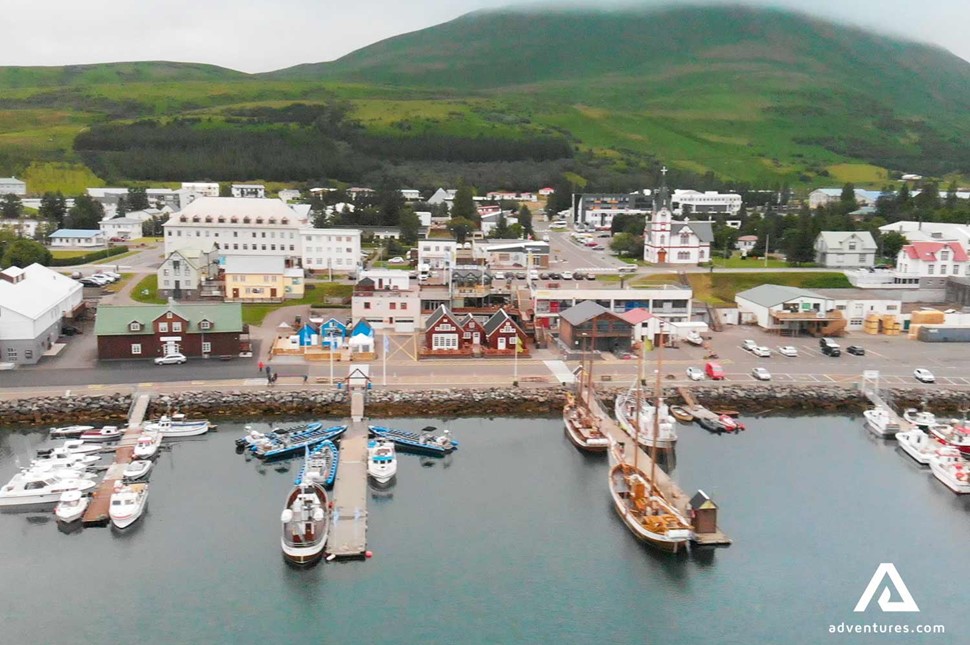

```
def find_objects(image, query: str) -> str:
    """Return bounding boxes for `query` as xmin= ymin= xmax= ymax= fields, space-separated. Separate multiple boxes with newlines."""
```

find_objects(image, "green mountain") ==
xmin=1 ymin=5 xmax=969 ymax=191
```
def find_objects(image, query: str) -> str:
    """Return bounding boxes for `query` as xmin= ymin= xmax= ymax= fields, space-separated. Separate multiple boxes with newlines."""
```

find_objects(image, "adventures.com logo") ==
xmin=828 ymin=563 xmax=945 ymax=636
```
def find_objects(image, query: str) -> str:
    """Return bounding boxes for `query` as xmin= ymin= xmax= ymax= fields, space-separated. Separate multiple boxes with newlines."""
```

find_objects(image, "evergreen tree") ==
xmin=66 ymin=194 xmax=105 ymax=230
xmin=491 ymin=213 xmax=512 ymax=239
xmin=945 ymin=181 xmax=959 ymax=209
xmin=398 ymin=209 xmax=420 ymax=245
xmin=784 ymin=210 xmax=816 ymax=266
xmin=116 ymin=197 xmax=128 ymax=218
xmin=39 ymin=192 xmax=67 ymax=229
xmin=446 ymin=217 xmax=476 ymax=243
xmin=1 ymin=193 xmax=22 ymax=219
xmin=450 ymin=181 xmax=477 ymax=223
xmin=127 ymin=187 xmax=150 ymax=211
xmin=1 ymin=238 xmax=52 ymax=268
xmin=517 ymin=204 xmax=533 ymax=237
xmin=839 ymin=183 xmax=858 ymax=213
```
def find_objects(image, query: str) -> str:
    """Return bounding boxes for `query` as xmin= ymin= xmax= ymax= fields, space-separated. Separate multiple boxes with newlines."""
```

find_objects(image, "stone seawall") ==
xmin=2 ymin=385 xmax=968 ymax=428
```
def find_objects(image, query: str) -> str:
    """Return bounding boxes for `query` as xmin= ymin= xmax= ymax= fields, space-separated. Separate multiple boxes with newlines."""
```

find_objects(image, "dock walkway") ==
xmin=82 ymin=392 xmax=152 ymax=527
xmin=327 ymin=389 xmax=368 ymax=558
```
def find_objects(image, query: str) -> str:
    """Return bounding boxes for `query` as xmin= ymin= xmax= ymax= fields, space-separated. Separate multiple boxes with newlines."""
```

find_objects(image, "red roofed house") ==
xmin=896 ymin=241 xmax=969 ymax=279
xmin=458 ymin=314 xmax=486 ymax=349
xmin=423 ymin=305 xmax=463 ymax=353
xmin=619 ymin=308 xmax=659 ymax=343
xmin=483 ymin=309 xmax=529 ymax=354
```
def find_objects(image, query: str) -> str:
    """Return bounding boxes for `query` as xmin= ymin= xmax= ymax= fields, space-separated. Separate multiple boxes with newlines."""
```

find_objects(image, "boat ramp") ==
xmin=327 ymin=385 xmax=369 ymax=559
xmin=82 ymin=393 xmax=152 ymax=527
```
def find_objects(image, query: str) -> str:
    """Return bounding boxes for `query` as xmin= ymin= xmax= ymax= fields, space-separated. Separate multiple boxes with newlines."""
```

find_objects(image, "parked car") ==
xmin=549 ymin=272 xmax=562 ymax=280
xmin=751 ymin=367 xmax=772 ymax=381
xmin=751 ymin=346 xmax=772 ymax=358
xmin=91 ymin=273 xmax=117 ymax=283
xmin=846 ymin=345 xmax=866 ymax=356
xmin=586 ymin=272 xmax=596 ymax=280
xmin=686 ymin=367 xmax=704 ymax=381
xmin=561 ymin=271 xmax=574 ymax=280
xmin=514 ymin=272 xmax=526 ymax=280
xmin=742 ymin=339 xmax=758 ymax=352
xmin=529 ymin=270 xmax=539 ymax=280
xmin=60 ymin=325 xmax=81 ymax=336
xmin=824 ymin=347 xmax=841 ymax=357
xmin=539 ymin=272 xmax=550 ymax=280
xmin=777 ymin=346 xmax=798 ymax=357
xmin=79 ymin=278 xmax=103 ymax=287
xmin=154 ymin=353 xmax=187 ymax=365
xmin=705 ymin=362 xmax=725 ymax=380
xmin=573 ymin=271 xmax=586 ymax=280
xmin=387 ymin=257 xmax=406 ymax=265
xmin=913 ymin=368 xmax=935 ymax=383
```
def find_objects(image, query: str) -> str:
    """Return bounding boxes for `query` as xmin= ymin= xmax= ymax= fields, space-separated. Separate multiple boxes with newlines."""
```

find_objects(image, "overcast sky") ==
xmin=2 ymin=0 xmax=968 ymax=73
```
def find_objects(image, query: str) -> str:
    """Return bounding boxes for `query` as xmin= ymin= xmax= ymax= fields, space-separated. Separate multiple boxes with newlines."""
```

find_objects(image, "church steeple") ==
xmin=654 ymin=165 xmax=671 ymax=212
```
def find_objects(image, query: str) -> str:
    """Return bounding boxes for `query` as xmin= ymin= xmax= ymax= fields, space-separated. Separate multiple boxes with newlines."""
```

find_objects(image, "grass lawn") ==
xmin=713 ymin=254 xmax=795 ymax=269
xmin=101 ymin=272 xmax=135 ymax=294
xmin=369 ymin=261 xmax=411 ymax=270
xmin=92 ymin=250 xmax=140 ymax=264
xmin=242 ymin=284 xmax=354 ymax=326
xmin=130 ymin=274 xmax=166 ymax=304
xmin=50 ymin=249 xmax=94 ymax=259
xmin=689 ymin=271 xmax=852 ymax=306
xmin=127 ymin=237 xmax=163 ymax=245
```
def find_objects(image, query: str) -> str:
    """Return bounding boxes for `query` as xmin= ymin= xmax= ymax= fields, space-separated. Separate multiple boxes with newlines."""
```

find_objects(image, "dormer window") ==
xmin=199 ymin=320 xmax=212 ymax=330
xmin=256 ymin=218 xmax=264 ymax=224
xmin=243 ymin=217 xmax=251 ymax=224
xmin=218 ymin=217 xmax=225 ymax=224
xmin=941 ymin=250 xmax=950 ymax=261
xmin=230 ymin=217 xmax=238 ymax=224
xmin=204 ymin=216 xmax=212 ymax=223
xmin=281 ymin=218 xmax=288 ymax=225
xmin=192 ymin=216 xmax=200 ymax=223
xmin=179 ymin=216 xmax=187 ymax=223
xmin=128 ymin=321 xmax=142 ymax=332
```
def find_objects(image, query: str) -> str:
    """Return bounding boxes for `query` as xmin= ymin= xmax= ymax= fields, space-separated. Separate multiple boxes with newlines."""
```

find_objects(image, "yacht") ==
xmin=863 ymin=407 xmax=901 ymax=438
xmin=37 ymin=439 xmax=102 ymax=456
xmin=79 ymin=426 xmax=122 ymax=443
xmin=896 ymin=430 xmax=960 ymax=465
xmin=143 ymin=414 xmax=209 ymax=438
xmin=0 ymin=471 xmax=97 ymax=508
xmin=109 ymin=482 xmax=149 ymax=529
xmin=281 ymin=482 xmax=330 ymax=565
xmin=367 ymin=440 xmax=398 ymax=485
xmin=54 ymin=490 xmax=89 ymax=524
xmin=928 ymin=451 xmax=970 ymax=494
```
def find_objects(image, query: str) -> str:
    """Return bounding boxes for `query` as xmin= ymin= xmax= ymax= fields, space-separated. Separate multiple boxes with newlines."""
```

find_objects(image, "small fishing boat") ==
xmin=563 ymin=393 xmax=609 ymax=452
xmin=718 ymin=414 xmax=745 ymax=432
xmin=367 ymin=440 xmax=398 ymax=485
xmin=296 ymin=441 xmax=339 ymax=489
xmin=928 ymin=423 xmax=970 ymax=456
xmin=669 ymin=405 xmax=694 ymax=423
xmin=49 ymin=425 xmax=95 ymax=438
xmin=54 ymin=490 xmax=89 ymax=524
xmin=0 ymin=471 xmax=97 ymax=508
xmin=896 ymin=430 xmax=960 ymax=465
xmin=144 ymin=414 xmax=209 ymax=438
xmin=928 ymin=451 xmax=970 ymax=494
xmin=37 ymin=440 xmax=102 ymax=457
xmin=685 ymin=330 xmax=704 ymax=346
xmin=34 ymin=449 xmax=100 ymax=468
xmin=368 ymin=425 xmax=459 ymax=456
xmin=79 ymin=426 xmax=122 ymax=443
xmin=864 ymin=407 xmax=901 ymax=438
xmin=236 ymin=422 xmax=323 ymax=450
xmin=696 ymin=416 xmax=726 ymax=434
xmin=903 ymin=408 xmax=936 ymax=430
xmin=133 ymin=432 xmax=162 ymax=460
xmin=24 ymin=461 xmax=98 ymax=480
xmin=123 ymin=460 xmax=153 ymax=481
xmin=281 ymin=478 xmax=330 ymax=566
xmin=713 ymin=410 xmax=740 ymax=418
xmin=109 ymin=482 xmax=149 ymax=529
xmin=252 ymin=425 xmax=347 ymax=461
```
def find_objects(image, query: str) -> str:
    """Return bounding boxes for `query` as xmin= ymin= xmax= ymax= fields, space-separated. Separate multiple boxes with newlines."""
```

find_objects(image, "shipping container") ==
xmin=917 ymin=326 xmax=970 ymax=342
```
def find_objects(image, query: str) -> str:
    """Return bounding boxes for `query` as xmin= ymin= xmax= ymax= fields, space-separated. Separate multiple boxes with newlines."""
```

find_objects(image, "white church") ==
xmin=643 ymin=168 xmax=715 ymax=265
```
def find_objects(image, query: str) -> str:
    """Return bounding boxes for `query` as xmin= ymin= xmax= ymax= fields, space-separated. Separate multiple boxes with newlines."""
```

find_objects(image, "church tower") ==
xmin=644 ymin=166 xmax=673 ymax=263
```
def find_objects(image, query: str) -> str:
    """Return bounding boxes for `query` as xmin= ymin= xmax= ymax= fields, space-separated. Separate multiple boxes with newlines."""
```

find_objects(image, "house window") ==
xmin=848 ymin=242 xmax=857 ymax=250
xmin=6 ymin=348 xmax=15 ymax=360
xmin=401 ymin=303 xmax=408 ymax=310
xmin=679 ymin=233 xmax=690 ymax=244
xmin=24 ymin=349 xmax=33 ymax=360
xmin=941 ymin=250 xmax=950 ymax=261
xmin=858 ymin=254 xmax=866 ymax=262
xmin=364 ymin=302 xmax=371 ymax=310
xmin=928 ymin=265 xmax=934 ymax=275
xmin=159 ymin=322 xmax=169 ymax=332
xmin=432 ymin=334 xmax=458 ymax=349
xmin=200 ymin=320 xmax=212 ymax=330
xmin=390 ymin=302 xmax=397 ymax=310
xmin=172 ymin=322 xmax=182 ymax=332
xmin=202 ymin=341 xmax=211 ymax=354
xmin=129 ymin=322 xmax=141 ymax=332
xmin=131 ymin=343 xmax=142 ymax=355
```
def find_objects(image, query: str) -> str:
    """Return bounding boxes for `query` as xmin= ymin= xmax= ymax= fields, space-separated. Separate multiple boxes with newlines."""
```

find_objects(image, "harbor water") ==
xmin=1 ymin=415 xmax=968 ymax=644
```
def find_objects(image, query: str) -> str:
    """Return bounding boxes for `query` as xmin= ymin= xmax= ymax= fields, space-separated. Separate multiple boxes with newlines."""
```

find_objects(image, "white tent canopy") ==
xmin=349 ymin=333 xmax=374 ymax=350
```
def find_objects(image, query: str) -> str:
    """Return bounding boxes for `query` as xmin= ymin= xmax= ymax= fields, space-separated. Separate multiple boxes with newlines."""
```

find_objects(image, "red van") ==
xmin=705 ymin=361 xmax=725 ymax=380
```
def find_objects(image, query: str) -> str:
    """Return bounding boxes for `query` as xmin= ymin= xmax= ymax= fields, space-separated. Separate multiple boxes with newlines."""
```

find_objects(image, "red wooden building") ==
xmin=483 ymin=309 xmax=528 ymax=353
xmin=458 ymin=314 xmax=486 ymax=348
xmin=95 ymin=303 xmax=244 ymax=360
xmin=423 ymin=305 xmax=463 ymax=352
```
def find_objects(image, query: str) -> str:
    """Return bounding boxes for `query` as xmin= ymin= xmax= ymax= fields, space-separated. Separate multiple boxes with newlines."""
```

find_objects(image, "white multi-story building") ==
xmin=813 ymin=231 xmax=877 ymax=268
xmin=163 ymin=197 xmax=306 ymax=264
xmin=300 ymin=228 xmax=362 ymax=273
xmin=99 ymin=217 xmax=143 ymax=240
xmin=180 ymin=182 xmax=220 ymax=197
xmin=419 ymin=239 xmax=458 ymax=269
xmin=231 ymin=184 xmax=265 ymax=198
xmin=576 ymin=192 xmax=651 ymax=229
xmin=808 ymin=188 xmax=883 ymax=210
xmin=0 ymin=264 xmax=83 ymax=364
xmin=0 ymin=176 xmax=26 ymax=196
xmin=0 ymin=218 xmax=41 ymax=238
xmin=643 ymin=175 xmax=713 ymax=265
xmin=670 ymin=190 xmax=742 ymax=216
xmin=896 ymin=241 xmax=969 ymax=278
xmin=879 ymin=221 xmax=970 ymax=250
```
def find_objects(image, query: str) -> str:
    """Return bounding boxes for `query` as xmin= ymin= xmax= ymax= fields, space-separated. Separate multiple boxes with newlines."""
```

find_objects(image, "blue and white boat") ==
xmin=252 ymin=425 xmax=347 ymax=461
xmin=295 ymin=441 xmax=339 ymax=489
xmin=367 ymin=440 xmax=397 ymax=485
xmin=368 ymin=425 xmax=458 ymax=457
xmin=236 ymin=422 xmax=323 ymax=450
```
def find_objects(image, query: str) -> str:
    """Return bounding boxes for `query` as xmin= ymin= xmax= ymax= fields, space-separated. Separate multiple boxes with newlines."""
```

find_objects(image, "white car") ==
xmin=91 ymin=273 xmax=117 ymax=283
xmin=751 ymin=367 xmax=772 ymax=381
xmin=686 ymin=367 xmax=704 ymax=381
xmin=913 ymin=368 xmax=935 ymax=383
xmin=154 ymin=353 xmax=187 ymax=365
xmin=529 ymin=270 xmax=539 ymax=280
xmin=751 ymin=346 xmax=771 ymax=358
xmin=387 ymin=257 xmax=406 ymax=265
xmin=742 ymin=339 xmax=758 ymax=352
xmin=561 ymin=271 xmax=574 ymax=280
xmin=778 ymin=346 xmax=798 ymax=357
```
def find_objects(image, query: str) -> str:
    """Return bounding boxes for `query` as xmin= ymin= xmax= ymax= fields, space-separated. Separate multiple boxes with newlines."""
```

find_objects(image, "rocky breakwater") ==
xmin=0 ymin=393 xmax=132 ymax=426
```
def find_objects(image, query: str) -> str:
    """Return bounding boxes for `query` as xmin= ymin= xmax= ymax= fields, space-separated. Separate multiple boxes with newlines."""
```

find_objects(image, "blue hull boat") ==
xmin=368 ymin=425 xmax=459 ymax=457
xmin=295 ymin=441 xmax=339 ymax=489
xmin=235 ymin=422 xmax=323 ymax=449
xmin=253 ymin=425 xmax=347 ymax=460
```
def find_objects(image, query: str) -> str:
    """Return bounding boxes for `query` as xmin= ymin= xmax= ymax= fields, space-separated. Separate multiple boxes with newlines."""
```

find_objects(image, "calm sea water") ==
xmin=1 ymin=415 xmax=967 ymax=644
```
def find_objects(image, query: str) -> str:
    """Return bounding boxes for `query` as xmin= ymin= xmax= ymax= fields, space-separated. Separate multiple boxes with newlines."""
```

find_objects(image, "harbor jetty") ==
xmin=82 ymin=393 xmax=152 ymax=527
xmin=327 ymin=380 xmax=369 ymax=558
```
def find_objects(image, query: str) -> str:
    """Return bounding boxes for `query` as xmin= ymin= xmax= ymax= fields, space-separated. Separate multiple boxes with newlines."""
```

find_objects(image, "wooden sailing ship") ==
xmin=563 ymin=332 xmax=609 ymax=452
xmin=607 ymin=339 xmax=693 ymax=553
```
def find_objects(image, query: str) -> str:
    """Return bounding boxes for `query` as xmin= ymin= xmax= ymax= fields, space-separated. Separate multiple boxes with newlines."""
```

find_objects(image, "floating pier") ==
xmin=82 ymin=393 xmax=152 ymax=527
xmin=676 ymin=387 xmax=722 ymax=426
xmin=327 ymin=387 xmax=369 ymax=558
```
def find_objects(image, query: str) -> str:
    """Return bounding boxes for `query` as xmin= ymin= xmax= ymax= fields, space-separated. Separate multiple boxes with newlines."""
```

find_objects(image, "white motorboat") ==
xmin=143 ymin=414 xmax=209 ymax=438
xmin=79 ymin=426 xmax=122 ymax=443
xmin=49 ymin=425 xmax=95 ymax=438
xmin=123 ymin=460 xmax=153 ymax=481
xmin=34 ymin=451 xmax=100 ymax=468
xmin=928 ymin=451 xmax=970 ymax=494
xmin=863 ymin=408 xmax=901 ymax=438
xmin=928 ymin=423 xmax=970 ymax=457
xmin=109 ymin=482 xmax=149 ymax=529
xmin=685 ymin=330 xmax=704 ymax=346
xmin=281 ymin=482 xmax=330 ymax=565
xmin=54 ymin=490 xmax=89 ymax=523
xmin=367 ymin=440 xmax=398 ymax=485
xmin=896 ymin=430 xmax=961 ymax=465
xmin=903 ymin=408 xmax=936 ymax=430
xmin=0 ymin=471 xmax=97 ymax=508
xmin=615 ymin=383 xmax=678 ymax=450
xmin=132 ymin=432 xmax=162 ymax=460
xmin=39 ymin=439 xmax=103 ymax=456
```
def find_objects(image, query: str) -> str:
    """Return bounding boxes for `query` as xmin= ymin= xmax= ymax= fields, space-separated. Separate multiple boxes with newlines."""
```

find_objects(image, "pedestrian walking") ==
xmin=271 ymin=372 xmax=278 ymax=385
xmin=266 ymin=373 xmax=273 ymax=386
xmin=258 ymin=360 xmax=264 ymax=373
xmin=302 ymin=374 xmax=309 ymax=385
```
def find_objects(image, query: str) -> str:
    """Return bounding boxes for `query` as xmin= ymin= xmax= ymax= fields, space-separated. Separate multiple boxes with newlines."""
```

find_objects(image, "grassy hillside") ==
xmin=1 ymin=6 xmax=969 ymax=190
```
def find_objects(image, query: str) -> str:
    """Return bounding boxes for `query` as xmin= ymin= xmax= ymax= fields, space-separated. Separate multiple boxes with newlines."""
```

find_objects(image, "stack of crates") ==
xmin=881 ymin=314 xmax=901 ymax=336
xmin=864 ymin=313 xmax=881 ymax=335
xmin=909 ymin=310 xmax=945 ymax=338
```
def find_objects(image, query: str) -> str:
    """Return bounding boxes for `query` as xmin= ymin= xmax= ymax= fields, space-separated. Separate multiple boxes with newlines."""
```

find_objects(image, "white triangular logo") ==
xmin=854 ymin=563 xmax=920 ymax=613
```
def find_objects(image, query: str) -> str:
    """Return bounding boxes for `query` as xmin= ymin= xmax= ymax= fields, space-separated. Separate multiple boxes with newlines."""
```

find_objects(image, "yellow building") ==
xmin=223 ymin=256 xmax=304 ymax=302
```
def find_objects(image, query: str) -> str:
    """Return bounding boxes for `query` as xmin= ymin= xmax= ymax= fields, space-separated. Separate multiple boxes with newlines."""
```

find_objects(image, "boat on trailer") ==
xmin=368 ymin=425 xmax=459 ymax=456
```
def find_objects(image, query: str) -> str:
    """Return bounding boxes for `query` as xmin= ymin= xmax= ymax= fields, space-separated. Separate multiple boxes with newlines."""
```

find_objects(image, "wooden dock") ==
xmin=82 ymin=393 xmax=152 ymax=527
xmin=677 ymin=387 xmax=721 ymax=425
xmin=861 ymin=387 xmax=913 ymax=432
xmin=327 ymin=389 xmax=369 ymax=558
